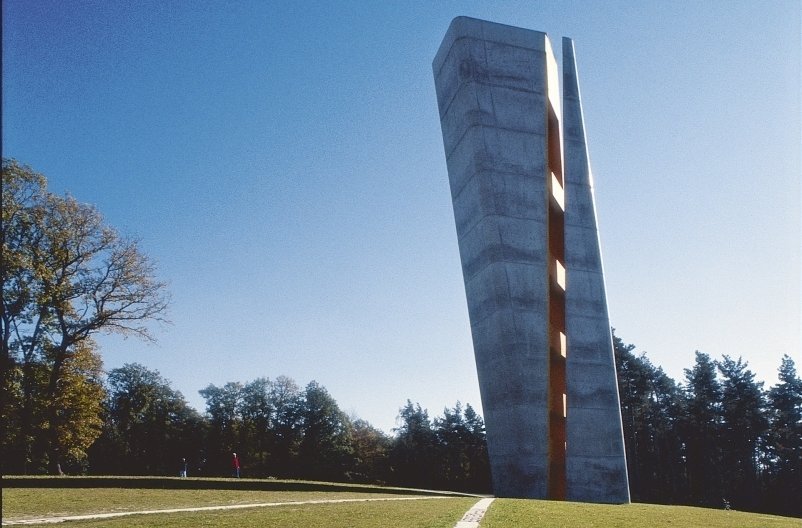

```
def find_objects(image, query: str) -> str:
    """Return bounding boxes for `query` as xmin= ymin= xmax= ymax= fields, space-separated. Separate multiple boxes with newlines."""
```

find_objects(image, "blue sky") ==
xmin=3 ymin=1 xmax=800 ymax=432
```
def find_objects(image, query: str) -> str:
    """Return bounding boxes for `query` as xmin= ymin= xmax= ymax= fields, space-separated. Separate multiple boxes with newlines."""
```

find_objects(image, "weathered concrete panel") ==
xmin=464 ymin=261 xmax=549 ymax=323
xmin=456 ymin=215 xmax=548 ymax=279
xmin=563 ymin=36 xmax=630 ymax=504
xmin=566 ymin=366 xmax=623 ymax=409
xmin=568 ymin=408 xmax=627 ymax=454
xmin=566 ymin=315 xmax=610 ymax=355
xmin=434 ymin=17 xmax=553 ymax=500
xmin=564 ymin=226 xmax=604 ymax=272
xmin=565 ymin=269 xmax=608 ymax=314
xmin=452 ymin=170 xmax=547 ymax=234
xmin=445 ymin=126 xmax=547 ymax=198
xmin=469 ymin=307 xmax=550 ymax=367
xmin=566 ymin=455 xmax=631 ymax=502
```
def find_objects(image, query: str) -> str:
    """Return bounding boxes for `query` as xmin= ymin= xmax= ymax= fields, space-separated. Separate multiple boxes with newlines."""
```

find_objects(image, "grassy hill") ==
xmin=482 ymin=499 xmax=798 ymax=528
xmin=2 ymin=476 xmax=798 ymax=527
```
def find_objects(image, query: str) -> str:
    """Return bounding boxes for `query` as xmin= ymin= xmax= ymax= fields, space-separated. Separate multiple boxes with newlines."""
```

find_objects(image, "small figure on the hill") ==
xmin=180 ymin=458 xmax=188 ymax=478
xmin=232 ymin=452 xmax=240 ymax=478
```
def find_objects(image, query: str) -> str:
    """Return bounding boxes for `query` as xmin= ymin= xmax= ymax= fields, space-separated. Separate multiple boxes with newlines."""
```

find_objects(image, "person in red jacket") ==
xmin=232 ymin=452 xmax=240 ymax=478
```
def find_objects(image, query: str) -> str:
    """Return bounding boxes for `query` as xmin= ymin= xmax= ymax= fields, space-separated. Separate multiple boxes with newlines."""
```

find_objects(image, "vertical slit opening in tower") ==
xmin=547 ymin=100 xmax=567 ymax=501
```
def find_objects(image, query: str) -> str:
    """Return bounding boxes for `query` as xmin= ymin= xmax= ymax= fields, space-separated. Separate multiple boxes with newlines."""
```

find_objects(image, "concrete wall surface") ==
xmin=433 ymin=16 xmax=630 ymax=504
xmin=562 ymin=36 xmax=629 ymax=503
xmin=433 ymin=16 xmax=553 ymax=498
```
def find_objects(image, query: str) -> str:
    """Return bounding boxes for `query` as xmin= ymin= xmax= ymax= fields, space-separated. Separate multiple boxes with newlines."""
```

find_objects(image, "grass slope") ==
xmin=3 ymin=477 xmax=799 ymax=528
xmin=1 ymin=476 xmax=477 ymax=527
xmin=4 ymin=498 xmax=477 ymax=528
xmin=483 ymin=499 xmax=800 ymax=528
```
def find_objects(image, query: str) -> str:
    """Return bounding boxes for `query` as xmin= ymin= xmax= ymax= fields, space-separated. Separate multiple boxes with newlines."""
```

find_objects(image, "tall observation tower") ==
xmin=432 ymin=16 xmax=630 ymax=503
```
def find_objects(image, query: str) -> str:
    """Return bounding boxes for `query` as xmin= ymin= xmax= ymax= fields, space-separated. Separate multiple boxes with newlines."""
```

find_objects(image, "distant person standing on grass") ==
xmin=232 ymin=452 xmax=240 ymax=478
xmin=180 ymin=458 xmax=188 ymax=478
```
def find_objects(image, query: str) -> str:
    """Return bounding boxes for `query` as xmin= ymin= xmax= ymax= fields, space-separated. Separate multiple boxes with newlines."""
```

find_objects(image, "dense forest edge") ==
xmin=2 ymin=159 xmax=801 ymax=519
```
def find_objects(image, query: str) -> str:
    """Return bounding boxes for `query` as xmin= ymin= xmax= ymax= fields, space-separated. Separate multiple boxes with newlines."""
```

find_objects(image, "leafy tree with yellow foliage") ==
xmin=1 ymin=159 xmax=169 ymax=473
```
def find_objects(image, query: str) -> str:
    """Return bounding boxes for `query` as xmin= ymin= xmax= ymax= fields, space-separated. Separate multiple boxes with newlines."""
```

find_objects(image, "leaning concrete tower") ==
xmin=432 ymin=16 xmax=629 ymax=503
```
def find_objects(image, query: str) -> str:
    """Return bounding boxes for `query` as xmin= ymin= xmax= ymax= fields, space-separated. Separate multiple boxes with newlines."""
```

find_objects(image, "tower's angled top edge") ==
xmin=561 ymin=36 xmax=582 ymax=103
xmin=562 ymin=36 xmax=577 ymax=64
xmin=433 ymin=16 xmax=548 ymax=75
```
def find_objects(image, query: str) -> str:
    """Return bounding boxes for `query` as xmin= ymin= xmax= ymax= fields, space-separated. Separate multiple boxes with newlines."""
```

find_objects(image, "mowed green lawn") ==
xmin=482 ymin=498 xmax=800 ymax=528
xmin=4 ymin=496 xmax=476 ymax=528
xmin=3 ymin=483 xmax=442 ymax=517
xmin=1 ymin=477 xmax=477 ymax=527
xmin=3 ymin=477 xmax=800 ymax=528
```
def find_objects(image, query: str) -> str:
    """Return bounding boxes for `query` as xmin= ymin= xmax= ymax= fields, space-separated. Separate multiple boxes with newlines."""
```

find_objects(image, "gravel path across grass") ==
xmin=454 ymin=498 xmax=496 ymax=528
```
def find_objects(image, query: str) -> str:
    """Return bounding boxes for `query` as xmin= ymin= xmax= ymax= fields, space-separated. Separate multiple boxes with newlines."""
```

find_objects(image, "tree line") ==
xmin=83 ymin=365 xmax=491 ymax=492
xmin=5 ymin=346 xmax=799 ymax=516
xmin=614 ymin=334 xmax=801 ymax=517
xmin=0 ymin=159 xmax=491 ymax=492
xmin=2 ymin=159 xmax=800 ymax=516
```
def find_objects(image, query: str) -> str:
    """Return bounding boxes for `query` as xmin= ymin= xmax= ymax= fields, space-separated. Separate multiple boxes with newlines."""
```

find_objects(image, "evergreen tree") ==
xmin=433 ymin=401 xmax=491 ymax=492
xmin=613 ymin=333 xmax=685 ymax=503
xmin=298 ymin=381 xmax=355 ymax=480
xmin=717 ymin=355 xmax=768 ymax=510
xmin=434 ymin=402 xmax=470 ymax=490
xmin=390 ymin=401 xmax=437 ymax=488
xmin=682 ymin=351 xmax=724 ymax=507
xmin=462 ymin=403 xmax=491 ymax=493
xmin=614 ymin=334 xmax=650 ymax=495
xmin=765 ymin=355 xmax=802 ymax=516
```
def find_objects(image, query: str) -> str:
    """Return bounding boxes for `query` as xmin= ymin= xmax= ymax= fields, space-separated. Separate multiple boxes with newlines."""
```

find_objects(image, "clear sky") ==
xmin=3 ymin=1 xmax=800 ymax=433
